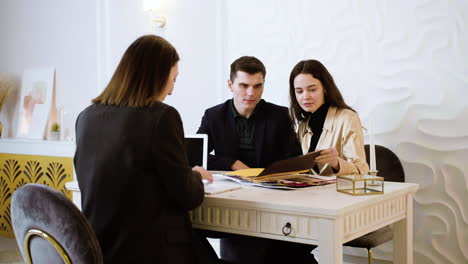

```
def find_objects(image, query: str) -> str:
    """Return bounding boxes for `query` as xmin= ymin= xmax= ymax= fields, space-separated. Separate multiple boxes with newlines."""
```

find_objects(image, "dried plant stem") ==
xmin=0 ymin=77 xmax=15 ymax=112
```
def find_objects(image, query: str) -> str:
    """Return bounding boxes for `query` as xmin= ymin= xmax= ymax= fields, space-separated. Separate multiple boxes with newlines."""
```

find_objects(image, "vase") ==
xmin=49 ymin=131 xmax=61 ymax=141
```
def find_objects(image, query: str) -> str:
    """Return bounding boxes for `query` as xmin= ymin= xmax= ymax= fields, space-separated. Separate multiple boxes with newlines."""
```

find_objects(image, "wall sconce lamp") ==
xmin=144 ymin=0 xmax=166 ymax=28
xmin=149 ymin=11 xmax=166 ymax=28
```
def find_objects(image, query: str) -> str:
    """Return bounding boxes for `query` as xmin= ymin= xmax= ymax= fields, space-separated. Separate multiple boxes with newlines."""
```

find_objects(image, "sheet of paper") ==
xmin=204 ymin=180 xmax=242 ymax=195
xmin=306 ymin=174 xmax=337 ymax=180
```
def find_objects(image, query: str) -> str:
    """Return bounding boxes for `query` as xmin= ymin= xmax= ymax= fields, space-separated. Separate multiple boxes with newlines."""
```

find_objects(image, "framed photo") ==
xmin=17 ymin=68 xmax=55 ymax=139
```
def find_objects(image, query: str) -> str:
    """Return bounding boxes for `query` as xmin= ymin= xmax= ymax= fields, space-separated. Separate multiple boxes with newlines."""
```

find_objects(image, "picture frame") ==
xmin=16 ymin=68 xmax=55 ymax=139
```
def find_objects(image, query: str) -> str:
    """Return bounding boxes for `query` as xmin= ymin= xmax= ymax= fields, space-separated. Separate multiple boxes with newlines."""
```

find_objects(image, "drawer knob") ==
xmin=282 ymin=222 xmax=292 ymax=236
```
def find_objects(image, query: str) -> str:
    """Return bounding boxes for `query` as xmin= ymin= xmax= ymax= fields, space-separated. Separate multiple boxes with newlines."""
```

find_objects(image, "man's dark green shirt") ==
xmin=231 ymin=100 xmax=257 ymax=167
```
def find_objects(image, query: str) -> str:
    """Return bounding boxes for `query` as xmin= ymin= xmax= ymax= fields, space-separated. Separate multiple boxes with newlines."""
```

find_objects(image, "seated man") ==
xmin=197 ymin=56 xmax=316 ymax=264
xmin=197 ymin=56 xmax=299 ymax=171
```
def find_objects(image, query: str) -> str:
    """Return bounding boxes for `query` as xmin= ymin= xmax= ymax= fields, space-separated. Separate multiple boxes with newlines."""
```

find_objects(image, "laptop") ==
xmin=184 ymin=134 xmax=208 ymax=169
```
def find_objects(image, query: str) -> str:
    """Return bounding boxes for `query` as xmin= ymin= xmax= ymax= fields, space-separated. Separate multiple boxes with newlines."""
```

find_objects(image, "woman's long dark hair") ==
xmin=289 ymin=60 xmax=355 ymax=124
xmin=93 ymin=35 xmax=179 ymax=107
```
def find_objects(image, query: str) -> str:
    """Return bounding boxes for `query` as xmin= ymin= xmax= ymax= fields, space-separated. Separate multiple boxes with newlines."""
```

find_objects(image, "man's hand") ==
xmin=231 ymin=160 xmax=250 ymax=171
xmin=192 ymin=166 xmax=213 ymax=183
xmin=314 ymin=147 xmax=340 ymax=171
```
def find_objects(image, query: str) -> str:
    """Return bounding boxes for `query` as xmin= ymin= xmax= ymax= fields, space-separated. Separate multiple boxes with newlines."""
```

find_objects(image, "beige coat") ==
xmin=298 ymin=106 xmax=369 ymax=176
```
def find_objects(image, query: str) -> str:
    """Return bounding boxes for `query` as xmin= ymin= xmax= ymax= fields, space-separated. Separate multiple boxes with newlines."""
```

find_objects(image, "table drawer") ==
xmin=260 ymin=211 xmax=317 ymax=240
xmin=190 ymin=205 xmax=257 ymax=232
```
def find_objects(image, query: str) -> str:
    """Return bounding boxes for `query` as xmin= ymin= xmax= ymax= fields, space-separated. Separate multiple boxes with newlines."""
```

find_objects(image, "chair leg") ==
xmin=367 ymin=248 xmax=373 ymax=264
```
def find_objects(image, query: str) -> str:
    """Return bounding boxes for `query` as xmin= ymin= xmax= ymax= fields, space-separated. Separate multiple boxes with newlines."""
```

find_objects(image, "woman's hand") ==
xmin=314 ymin=147 xmax=340 ymax=171
xmin=192 ymin=166 xmax=213 ymax=183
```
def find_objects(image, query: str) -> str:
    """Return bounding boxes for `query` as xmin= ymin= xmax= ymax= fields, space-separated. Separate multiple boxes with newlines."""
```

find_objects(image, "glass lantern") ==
xmin=336 ymin=174 xmax=384 ymax=196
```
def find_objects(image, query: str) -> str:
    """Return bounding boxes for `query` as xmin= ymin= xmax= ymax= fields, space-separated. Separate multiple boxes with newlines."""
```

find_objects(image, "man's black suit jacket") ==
xmin=197 ymin=99 xmax=301 ymax=170
xmin=74 ymin=102 xmax=204 ymax=264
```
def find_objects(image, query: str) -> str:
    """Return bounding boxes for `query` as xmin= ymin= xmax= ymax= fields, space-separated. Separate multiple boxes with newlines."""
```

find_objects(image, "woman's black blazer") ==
xmin=74 ymin=102 xmax=204 ymax=264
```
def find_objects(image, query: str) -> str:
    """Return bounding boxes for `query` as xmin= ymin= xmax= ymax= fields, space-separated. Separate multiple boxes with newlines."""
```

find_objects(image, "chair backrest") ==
xmin=364 ymin=144 xmax=405 ymax=182
xmin=11 ymin=183 xmax=103 ymax=264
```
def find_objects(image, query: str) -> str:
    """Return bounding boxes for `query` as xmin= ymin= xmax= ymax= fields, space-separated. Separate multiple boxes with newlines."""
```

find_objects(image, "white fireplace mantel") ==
xmin=0 ymin=138 xmax=75 ymax=157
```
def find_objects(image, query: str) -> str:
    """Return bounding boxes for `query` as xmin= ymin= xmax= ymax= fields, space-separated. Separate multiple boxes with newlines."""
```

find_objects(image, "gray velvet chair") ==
xmin=11 ymin=183 xmax=103 ymax=264
xmin=344 ymin=144 xmax=405 ymax=264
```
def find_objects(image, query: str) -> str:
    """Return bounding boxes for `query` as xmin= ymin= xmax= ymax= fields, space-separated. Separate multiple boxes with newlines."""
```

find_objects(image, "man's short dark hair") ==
xmin=230 ymin=56 xmax=266 ymax=81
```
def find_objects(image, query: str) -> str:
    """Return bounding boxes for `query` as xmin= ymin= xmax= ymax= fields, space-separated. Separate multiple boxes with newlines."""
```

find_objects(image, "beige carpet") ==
xmin=0 ymin=250 xmax=23 ymax=264
xmin=0 ymin=237 xmax=23 ymax=264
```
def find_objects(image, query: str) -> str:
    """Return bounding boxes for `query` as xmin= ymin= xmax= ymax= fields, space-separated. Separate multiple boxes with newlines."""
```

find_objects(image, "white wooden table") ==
xmin=66 ymin=179 xmax=418 ymax=264
xmin=190 ymin=180 xmax=418 ymax=264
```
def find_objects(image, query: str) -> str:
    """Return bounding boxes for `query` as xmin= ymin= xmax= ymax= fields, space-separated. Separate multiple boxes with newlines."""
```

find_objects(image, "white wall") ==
xmin=0 ymin=0 xmax=220 ymax=137
xmin=1 ymin=0 xmax=467 ymax=263
xmin=0 ymin=0 xmax=99 ymax=138
xmin=84 ymin=0 xmax=222 ymax=134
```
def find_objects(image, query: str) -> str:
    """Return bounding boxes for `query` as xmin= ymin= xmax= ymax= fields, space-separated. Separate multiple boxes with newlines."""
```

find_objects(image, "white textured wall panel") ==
xmin=224 ymin=0 xmax=468 ymax=263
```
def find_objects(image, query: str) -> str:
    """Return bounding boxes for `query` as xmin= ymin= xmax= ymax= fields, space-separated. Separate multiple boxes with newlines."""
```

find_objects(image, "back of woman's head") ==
xmin=289 ymin=59 xmax=355 ymax=122
xmin=93 ymin=35 xmax=179 ymax=107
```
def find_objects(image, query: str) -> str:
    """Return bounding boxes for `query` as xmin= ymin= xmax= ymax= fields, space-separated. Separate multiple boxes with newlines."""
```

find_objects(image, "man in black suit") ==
xmin=197 ymin=56 xmax=300 ymax=171
xmin=197 ymin=57 xmax=317 ymax=264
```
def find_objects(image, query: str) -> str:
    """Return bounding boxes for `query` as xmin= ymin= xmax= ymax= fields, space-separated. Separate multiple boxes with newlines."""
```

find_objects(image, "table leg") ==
xmin=317 ymin=217 xmax=343 ymax=264
xmin=393 ymin=193 xmax=413 ymax=264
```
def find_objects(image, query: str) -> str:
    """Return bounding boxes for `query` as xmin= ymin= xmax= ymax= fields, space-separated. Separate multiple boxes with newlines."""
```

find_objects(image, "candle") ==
xmin=369 ymin=119 xmax=376 ymax=172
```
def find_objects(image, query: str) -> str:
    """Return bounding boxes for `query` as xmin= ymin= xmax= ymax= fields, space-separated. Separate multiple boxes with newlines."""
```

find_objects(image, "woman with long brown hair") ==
xmin=289 ymin=59 xmax=368 ymax=176
xmin=74 ymin=35 xmax=218 ymax=264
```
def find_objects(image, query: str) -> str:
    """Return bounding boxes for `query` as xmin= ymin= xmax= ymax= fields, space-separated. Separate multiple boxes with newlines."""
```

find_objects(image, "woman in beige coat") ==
xmin=289 ymin=60 xmax=369 ymax=176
